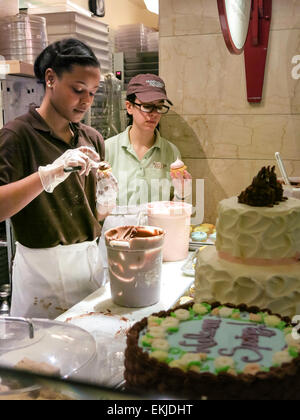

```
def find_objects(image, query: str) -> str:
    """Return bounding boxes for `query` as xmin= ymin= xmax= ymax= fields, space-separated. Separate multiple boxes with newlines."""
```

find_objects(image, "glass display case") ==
xmin=0 ymin=366 xmax=158 ymax=400
xmin=0 ymin=316 xmax=175 ymax=400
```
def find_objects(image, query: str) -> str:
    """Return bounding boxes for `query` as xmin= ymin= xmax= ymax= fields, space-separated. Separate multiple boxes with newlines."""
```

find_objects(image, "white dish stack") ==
xmin=122 ymin=51 xmax=159 ymax=90
xmin=114 ymin=24 xmax=159 ymax=90
xmin=34 ymin=11 xmax=111 ymax=75
xmin=0 ymin=14 xmax=48 ymax=64
xmin=147 ymin=31 xmax=159 ymax=52
xmin=115 ymin=24 xmax=157 ymax=53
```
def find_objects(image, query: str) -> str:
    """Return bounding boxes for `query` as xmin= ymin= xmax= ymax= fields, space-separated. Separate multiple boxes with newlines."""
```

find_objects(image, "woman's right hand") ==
xmin=38 ymin=146 xmax=100 ymax=193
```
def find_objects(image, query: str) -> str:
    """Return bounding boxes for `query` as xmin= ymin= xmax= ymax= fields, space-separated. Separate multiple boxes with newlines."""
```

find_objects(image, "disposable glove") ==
xmin=38 ymin=146 xmax=100 ymax=193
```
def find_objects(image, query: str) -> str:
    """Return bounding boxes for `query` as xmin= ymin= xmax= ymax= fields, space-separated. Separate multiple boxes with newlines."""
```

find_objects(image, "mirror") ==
xmin=217 ymin=0 xmax=252 ymax=55
xmin=89 ymin=0 xmax=106 ymax=17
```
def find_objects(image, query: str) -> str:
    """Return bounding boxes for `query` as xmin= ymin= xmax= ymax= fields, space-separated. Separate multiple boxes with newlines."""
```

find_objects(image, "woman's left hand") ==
xmin=96 ymin=169 xmax=118 ymax=219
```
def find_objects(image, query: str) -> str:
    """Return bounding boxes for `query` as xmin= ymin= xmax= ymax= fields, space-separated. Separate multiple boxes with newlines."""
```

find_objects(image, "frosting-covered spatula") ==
xmin=275 ymin=152 xmax=291 ymax=186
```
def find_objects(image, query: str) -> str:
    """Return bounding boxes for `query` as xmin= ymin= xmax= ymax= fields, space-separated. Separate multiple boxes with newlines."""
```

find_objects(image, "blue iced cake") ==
xmin=125 ymin=302 xmax=300 ymax=400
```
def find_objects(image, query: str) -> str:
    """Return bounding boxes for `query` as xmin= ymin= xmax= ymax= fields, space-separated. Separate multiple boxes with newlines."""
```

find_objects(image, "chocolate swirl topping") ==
xmin=238 ymin=166 xmax=287 ymax=207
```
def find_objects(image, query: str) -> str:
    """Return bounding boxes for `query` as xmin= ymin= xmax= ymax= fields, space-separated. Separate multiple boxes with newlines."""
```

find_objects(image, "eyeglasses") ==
xmin=130 ymin=101 xmax=170 ymax=115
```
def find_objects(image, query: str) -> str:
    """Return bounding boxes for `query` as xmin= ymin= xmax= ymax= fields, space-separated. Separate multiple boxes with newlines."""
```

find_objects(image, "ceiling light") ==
xmin=144 ymin=0 xmax=159 ymax=15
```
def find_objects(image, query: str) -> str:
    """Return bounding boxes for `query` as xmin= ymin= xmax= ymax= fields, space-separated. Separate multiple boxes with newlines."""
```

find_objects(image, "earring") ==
xmin=47 ymin=81 xmax=52 ymax=88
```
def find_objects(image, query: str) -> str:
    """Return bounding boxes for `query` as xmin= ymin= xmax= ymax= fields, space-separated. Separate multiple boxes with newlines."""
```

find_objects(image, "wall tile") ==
xmin=160 ymin=29 xmax=300 ymax=115
xmin=159 ymin=0 xmax=300 ymax=223
xmin=272 ymin=0 xmax=300 ymax=30
xmin=160 ymin=0 xmax=221 ymax=37
xmin=161 ymin=114 xmax=300 ymax=160
xmin=160 ymin=0 xmax=300 ymax=37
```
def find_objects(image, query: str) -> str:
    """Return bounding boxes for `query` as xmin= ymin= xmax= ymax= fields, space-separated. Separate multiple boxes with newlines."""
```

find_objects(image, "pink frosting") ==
xmin=170 ymin=158 xmax=185 ymax=170
xmin=219 ymin=251 xmax=300 ymax=266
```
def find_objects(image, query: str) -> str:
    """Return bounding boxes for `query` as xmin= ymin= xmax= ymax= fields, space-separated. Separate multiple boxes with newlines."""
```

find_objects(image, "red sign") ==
xmin=217 ymin=0 xmax=272 ymax=103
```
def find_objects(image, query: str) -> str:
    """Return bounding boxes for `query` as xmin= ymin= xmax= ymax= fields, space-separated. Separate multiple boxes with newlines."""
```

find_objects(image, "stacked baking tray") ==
xmin=0 ymin=14 xmax=48 ymax=65
xmin=147 ymin=32 xmax=159 ymax=52
xmin=115 ymin=24 xmax=156 ymax=53
xmin=34 ymin=11 xmax=111 ymax=75
xmin=123 ymin=51 xmax=159 ymax=90
xmin=83 ymin=74 xmax=124 ymax=140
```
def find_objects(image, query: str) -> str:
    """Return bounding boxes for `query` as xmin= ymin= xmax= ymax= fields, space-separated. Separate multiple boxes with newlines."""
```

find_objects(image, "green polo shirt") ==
xmin=105 ymin=126 xmax=180 ymax=206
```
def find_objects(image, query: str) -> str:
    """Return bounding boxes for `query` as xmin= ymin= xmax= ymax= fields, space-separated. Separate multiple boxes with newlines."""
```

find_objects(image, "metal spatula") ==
xmin=63 ymin=160 xmax=101 ymax=173
xmin=63 ymin=166 xmax=82 ymax=173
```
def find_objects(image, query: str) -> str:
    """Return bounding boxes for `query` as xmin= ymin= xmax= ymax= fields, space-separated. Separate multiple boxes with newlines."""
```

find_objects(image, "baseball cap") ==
xmin=126 ymin=73 xmax=173 ymax=106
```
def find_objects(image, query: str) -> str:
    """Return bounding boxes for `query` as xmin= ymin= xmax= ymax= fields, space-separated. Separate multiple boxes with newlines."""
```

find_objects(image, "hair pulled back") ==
xmin=34 ymin=38 xmax=100 ymax=87
xmin=126 ymin=93 xmax=136 ymax=126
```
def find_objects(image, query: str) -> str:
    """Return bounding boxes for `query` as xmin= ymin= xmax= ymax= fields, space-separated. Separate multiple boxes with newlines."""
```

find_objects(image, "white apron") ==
xmin=11 ymin=240 xmax=104 ymax=319
xmin=99 ymin=205 xmax=147 ymax=271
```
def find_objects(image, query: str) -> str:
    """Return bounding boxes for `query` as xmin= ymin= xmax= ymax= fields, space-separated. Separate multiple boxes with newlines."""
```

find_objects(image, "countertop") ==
xmin=56 ymin=255 xmax=195 ymax=388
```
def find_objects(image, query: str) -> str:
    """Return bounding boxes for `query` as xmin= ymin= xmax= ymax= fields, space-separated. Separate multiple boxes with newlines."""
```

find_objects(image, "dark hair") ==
xmin=126 ymin=93 xmax=136 ymax=126
xmin=127 ymin=94 xmax=136 ymax=102
xmin=34 ymin=38 xmax=100 ymax=87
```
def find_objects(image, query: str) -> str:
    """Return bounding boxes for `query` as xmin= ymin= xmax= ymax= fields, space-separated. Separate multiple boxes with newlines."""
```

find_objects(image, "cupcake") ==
xmin=193 ymin=223 xmax=215 ymax=235
xmin=97 ymin=161 xmax=112 ymax=177
xmin=191 ymin=231 xmax=208 ymax=242
xmin=170 ymin=158 xmax=187 ymax=177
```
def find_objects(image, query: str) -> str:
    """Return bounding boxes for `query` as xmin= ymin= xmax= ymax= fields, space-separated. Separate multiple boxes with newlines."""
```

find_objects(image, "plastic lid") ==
xmin=147 ymin=201 xmax=193 ymax=216
xmin=0 ymin=318 xmax=96 ymax=379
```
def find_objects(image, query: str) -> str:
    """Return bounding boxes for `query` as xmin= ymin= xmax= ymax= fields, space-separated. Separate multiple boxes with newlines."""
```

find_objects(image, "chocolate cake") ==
xmin=124 ymin=302 xmax=300 ymax=400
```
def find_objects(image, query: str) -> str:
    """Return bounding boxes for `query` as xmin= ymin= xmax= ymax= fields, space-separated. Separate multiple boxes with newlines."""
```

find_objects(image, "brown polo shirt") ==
xmin=0 ymin=105 xmax=105 ymax=248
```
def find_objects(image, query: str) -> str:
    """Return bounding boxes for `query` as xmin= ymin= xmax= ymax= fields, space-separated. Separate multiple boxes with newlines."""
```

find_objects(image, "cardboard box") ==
xmin=0 ymin=61 xmax=35 ymax=78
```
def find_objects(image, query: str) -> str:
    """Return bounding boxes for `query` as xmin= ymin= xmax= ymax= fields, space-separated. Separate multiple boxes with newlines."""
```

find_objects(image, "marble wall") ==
xmin=40 ymin=1 xmax=158 ymax=29
xmin=159 ymin=0 xmax=300 ymax=223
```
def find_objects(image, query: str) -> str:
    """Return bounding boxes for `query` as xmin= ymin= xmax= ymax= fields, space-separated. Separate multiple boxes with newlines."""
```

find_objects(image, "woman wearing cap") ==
xmin=0 ymin=38 xmax=117 ymax=319
xmin=99 ymin=74 xmax=191 ymax=266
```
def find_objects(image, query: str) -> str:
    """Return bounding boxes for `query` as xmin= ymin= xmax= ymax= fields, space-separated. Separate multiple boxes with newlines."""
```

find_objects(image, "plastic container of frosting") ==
xmin=105 ymin=226 xmax=165 ymax=307
xmin=147 ymin=201 xmax=192 ymax=262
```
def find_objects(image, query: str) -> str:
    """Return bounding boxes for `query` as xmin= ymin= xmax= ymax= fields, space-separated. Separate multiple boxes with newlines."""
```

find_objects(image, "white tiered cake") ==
xmin=195 ymin=168 xmax=300 ymax=318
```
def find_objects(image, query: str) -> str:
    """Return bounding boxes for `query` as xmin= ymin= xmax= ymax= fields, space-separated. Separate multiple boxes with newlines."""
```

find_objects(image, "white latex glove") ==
xmin=96 ymin=169 xmax=118 ymax=218
xmin=170 ymin=169 xmax=192 ymax=200
xmin=38 ymin=146 xmax=100 ymax=193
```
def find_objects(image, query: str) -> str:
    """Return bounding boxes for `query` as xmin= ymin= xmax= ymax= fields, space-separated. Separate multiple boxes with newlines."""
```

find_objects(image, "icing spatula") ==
xmin=275 ymin=152 xmax=291 ymax=186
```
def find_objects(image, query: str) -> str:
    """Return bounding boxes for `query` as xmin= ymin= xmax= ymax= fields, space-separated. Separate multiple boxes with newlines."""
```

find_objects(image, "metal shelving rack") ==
xmin=0 ymin=66 xmax=44 ymax=285
xmin=83 ymin=73 xmax=126 ymax=140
